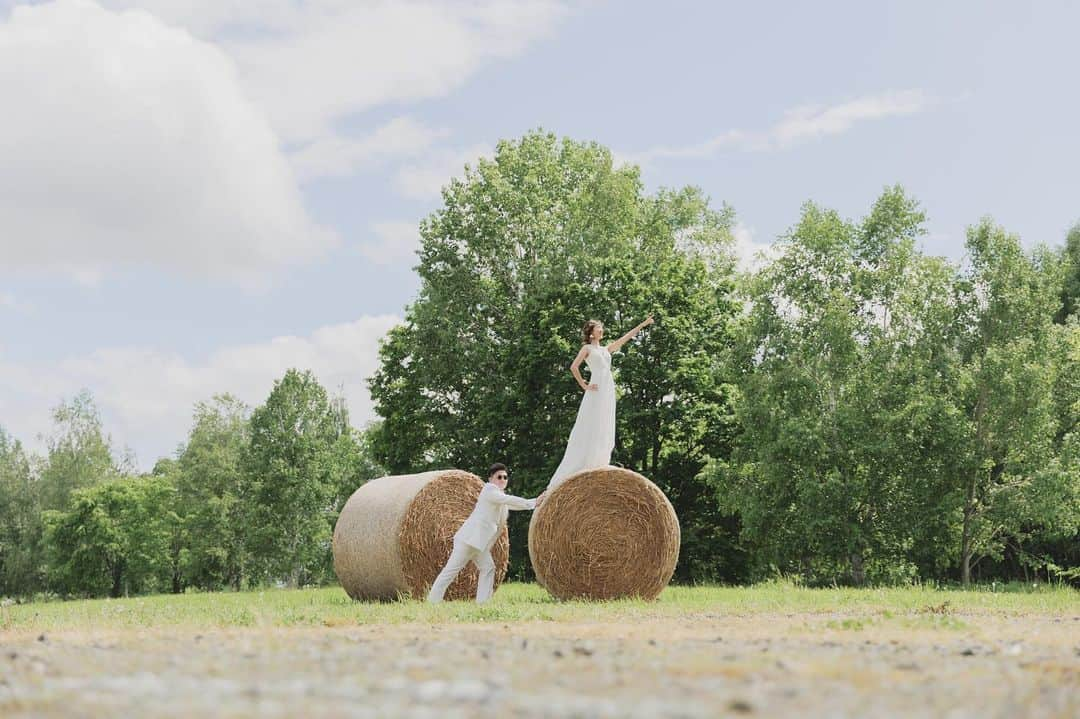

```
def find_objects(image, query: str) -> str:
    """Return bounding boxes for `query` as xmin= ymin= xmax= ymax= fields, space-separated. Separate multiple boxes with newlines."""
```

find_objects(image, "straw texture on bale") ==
xmin=333 ymin=470 xmax=509 ymax=601
xmin=529 ymin=466 xmax=679 ymax=600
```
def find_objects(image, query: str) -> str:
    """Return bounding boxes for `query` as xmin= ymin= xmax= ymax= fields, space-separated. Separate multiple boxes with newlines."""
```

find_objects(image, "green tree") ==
xmin=1028 ymin=224 xmax=1080 ymax=583
xmin=39 ymin=391 xmax=118 ymax=511
xmin=1054 ymin=222 xmax=1080 ymax=324
xmin=326 ymin=396 xmax=384 ymax=512
xmin=951 ymin=222 xmax=1071 ymax=585
xmin=718 ymin=188 xmax=965 ymax=584
xmin=320 ymin=395 xmax=384 ymax=578
xmin=368 ymin=131 xmax=744 ymax=580
xmin=6 ymin=392 xmax=120 ymax=598
xmin=174 ymin=395 xmax=251 ymax=591
xmin=43 ymin=475 xmax=179 ymax=597
xmin=0 ymin=428 xmax=43 ymax=597
xmin=242 ymin=369 xmax=342 ymax=586
xmin=148 ymin=458 xmax=187 ymax=593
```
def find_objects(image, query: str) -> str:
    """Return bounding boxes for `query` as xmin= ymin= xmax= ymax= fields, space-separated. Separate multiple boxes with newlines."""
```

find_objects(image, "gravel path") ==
xmin=2 ymin=612 xmax=1078 ymax=718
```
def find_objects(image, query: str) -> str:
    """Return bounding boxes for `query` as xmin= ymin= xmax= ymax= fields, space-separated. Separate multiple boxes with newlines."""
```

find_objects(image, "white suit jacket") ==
xmin=455 ymin=483 xmax=536 ymax=551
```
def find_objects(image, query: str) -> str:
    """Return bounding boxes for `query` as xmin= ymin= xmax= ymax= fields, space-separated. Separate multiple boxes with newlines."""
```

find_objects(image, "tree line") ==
xmin=0 ymin=373 xmax=383 ymax=598
xmin=367 ymin=131 xmax=1079 ymax=588
xmin=2 ymin=131 xmax=1077 ymax=599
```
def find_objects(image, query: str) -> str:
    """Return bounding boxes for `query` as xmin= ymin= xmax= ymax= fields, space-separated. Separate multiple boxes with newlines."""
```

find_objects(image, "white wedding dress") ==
xmin=549 ymin=343 xmax=616 ymax=489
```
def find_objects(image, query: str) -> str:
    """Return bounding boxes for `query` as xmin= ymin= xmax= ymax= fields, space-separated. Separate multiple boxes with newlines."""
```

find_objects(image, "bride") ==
xmin=548 ymin=315 xmax=654 ymax=489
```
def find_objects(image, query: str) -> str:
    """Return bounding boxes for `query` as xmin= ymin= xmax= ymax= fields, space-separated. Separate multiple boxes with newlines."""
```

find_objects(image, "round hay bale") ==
xmin=529 ymin=466 xmax=679 ymax=601
xmin=333 ymin=470 xmax=510 ymax=601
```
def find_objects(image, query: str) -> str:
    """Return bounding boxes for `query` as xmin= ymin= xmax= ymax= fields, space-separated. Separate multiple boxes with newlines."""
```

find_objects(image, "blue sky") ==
xmin=2 ymin=0 xmax=1078 ymax=466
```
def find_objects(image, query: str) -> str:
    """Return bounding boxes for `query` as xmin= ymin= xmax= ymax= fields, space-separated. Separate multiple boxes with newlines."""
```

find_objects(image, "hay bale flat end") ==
xmin=529 ymin=466 xmax=679 ymax=601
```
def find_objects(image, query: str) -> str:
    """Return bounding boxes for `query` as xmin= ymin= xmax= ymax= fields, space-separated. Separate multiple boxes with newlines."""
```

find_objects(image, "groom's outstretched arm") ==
xmin=487 ymin=487 xmax=542 ymax=511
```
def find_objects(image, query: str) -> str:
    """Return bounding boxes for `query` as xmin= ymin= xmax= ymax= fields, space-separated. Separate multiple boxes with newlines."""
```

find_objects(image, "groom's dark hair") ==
xmin=488 ymin=463 xmax=508 ymax=479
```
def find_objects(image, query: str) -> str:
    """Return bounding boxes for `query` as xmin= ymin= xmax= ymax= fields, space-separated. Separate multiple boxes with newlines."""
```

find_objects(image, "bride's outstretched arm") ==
xmin=569 ymin=346 xmax=596 ymax=392
xmin=607 ymin=315 xmax=654 ymax=354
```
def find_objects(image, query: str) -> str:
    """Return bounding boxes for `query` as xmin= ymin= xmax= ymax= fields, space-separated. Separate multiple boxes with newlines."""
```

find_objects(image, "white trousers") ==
xmin=427 ymin=538 xmax=496 ymax=603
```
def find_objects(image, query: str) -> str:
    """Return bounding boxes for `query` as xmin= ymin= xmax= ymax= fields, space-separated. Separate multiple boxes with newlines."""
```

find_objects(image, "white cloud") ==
xmin=0 ymin=1 xmax=569 ymax=268
xmin=620 ymin=130 xmax=749 ymax=164
xmin=731 ymin=222 xmax=777 ymax=273
xmin=394 ymin=143 xmax=492 ymax=199
xmin=0 ymin=293 xmax=34 ymax=315
xmin=627 ymin=90 xmax=932 ymax=165
xmin=291 ymin=117 xmax=449 ymax=182
xmin=0 ymin=314 xmax=402 ymax=468
xmin=0 ymin=292 xmax=30 ymax=312
xmin=0 ymin=0 xmax=333 ymax=282
xmin=224 ymin=2 xmax=568 ymax=146
xmin=359 ymin=222 xmax=422 ymax=266
xmin=770 ymin=90 xmax=929 ymax=147
xmin=103 ymin=1 xmax=569 ymax=146
xmin=97 ymin=0 xmax=300 ymax=37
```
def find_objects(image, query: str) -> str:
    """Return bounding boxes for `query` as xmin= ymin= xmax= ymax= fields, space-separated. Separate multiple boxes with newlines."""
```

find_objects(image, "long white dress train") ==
xmin=549 ymin=344 xmax=616 ymax=490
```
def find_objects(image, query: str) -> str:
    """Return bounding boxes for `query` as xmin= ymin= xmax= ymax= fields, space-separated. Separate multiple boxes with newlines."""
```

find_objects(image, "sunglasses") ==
xmin=494 ymin=473 xmax=508 ymax=480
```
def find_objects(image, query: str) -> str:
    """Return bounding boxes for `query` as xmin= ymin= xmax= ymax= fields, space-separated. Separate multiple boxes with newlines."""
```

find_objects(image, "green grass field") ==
xmin=4 ymin=582 xmax=1077 ymax=718
xmin=3 ymin=581 xmax=1076 ymax=634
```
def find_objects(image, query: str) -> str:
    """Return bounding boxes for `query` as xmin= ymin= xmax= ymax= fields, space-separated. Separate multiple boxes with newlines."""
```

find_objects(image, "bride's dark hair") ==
xmin=581 ymin=319 xmax=602 ymax=345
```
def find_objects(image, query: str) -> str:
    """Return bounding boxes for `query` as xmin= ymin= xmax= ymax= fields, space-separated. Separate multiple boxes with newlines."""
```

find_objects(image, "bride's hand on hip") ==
xmin=585 ymin=383 xmax=599 ymax=392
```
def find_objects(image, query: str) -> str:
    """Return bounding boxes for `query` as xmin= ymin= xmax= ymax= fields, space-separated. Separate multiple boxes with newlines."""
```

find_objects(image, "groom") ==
xmin=427 ymin=463 xmax=545 ymax=604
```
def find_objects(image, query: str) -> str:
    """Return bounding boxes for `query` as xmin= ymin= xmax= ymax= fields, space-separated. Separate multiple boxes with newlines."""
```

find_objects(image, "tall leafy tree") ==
xmin=950 ymin=221 xmax=1068 ymax=585
xmin=43 ymin=475 xmax=178 ymax=597
xmin=1054 ymin=222 xmax=1080 ymax=324
xmin=242 ymin=369 xmax=342 ymax=586
xmin=327 ymin=396 xmax=385 ymax=516
xmin=0 ymin=428 xmax=42 ymax=597
xmin=1046 ymin=224 xmax=1080 ymax=578
xmin=719 ymin=188 xmax=965 ymax=584
xmin=148 ymin=458 xmax=187 ymax=593
xmin=6 ymin=393 xmax=119 ymax=597
xmin=174 ymin=395 xmax=251 ymax=590
xmin=369 ymin=131 xmax=744 ymax=580
xmin=39 ymin=391 xmax=118 ymax=511
xmin=320 ymin=395 xmax=385 ymax=578
xmin=1041 ymin=320 xmax=1080 ymax=581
